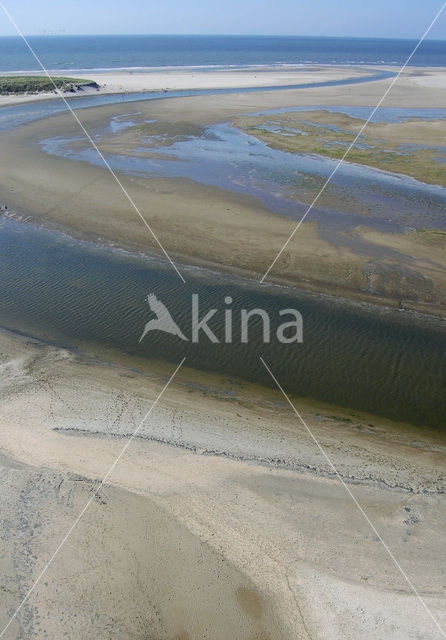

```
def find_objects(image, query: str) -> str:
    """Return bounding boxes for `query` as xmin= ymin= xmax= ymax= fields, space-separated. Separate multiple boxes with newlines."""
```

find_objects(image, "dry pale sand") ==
xmin=0 ymin=328 xmax=445 ymax=639
xmin=79 ymin=66 xmax=366 ymax=92
xmin=1 ymin=64 xmax=446 ymax=107
xmin=1 ymin=67 xmax=446 ymax=312
xmin=412 ymin=68 xmax=446 ymax=88
xmin=0 ymin=65 xmax=371 ymax=107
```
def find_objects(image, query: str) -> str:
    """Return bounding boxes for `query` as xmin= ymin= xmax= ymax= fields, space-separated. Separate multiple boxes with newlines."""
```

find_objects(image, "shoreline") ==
xmin=1 ymin=322 xmax=445 ymax=491
xmin=0 ymin=63 xmax=445 ymax=108
xmin=0 ymin=64 xmax=372 ymax=107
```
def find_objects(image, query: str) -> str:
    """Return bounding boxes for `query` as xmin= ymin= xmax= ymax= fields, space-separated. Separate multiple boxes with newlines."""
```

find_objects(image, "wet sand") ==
xmin=0 ymin=328 xmax=445 ymax=638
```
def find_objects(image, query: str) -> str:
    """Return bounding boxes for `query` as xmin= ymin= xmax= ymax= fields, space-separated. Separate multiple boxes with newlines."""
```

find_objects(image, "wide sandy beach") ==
xmin=0 ymin=65 xmax=371 ymax=106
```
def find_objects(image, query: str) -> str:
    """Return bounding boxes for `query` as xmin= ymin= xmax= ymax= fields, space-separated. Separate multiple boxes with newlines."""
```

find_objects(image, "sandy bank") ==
xmin=0 ymin=65 xmax=445 ymax=108
xmin=79 ymin=65 xmax=366 ymax=92
xmin=0 ymin=329 xmax=445 ymax=638
xmin=0 ymin=65 xmax=371 ymax=107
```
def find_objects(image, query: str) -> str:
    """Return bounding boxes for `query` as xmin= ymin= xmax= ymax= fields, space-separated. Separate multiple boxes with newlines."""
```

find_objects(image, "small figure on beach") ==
xmin=139 ymin=293 xmax=188 ymax=342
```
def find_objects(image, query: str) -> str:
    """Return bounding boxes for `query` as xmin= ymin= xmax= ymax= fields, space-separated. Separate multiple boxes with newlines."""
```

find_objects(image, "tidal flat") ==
xmin=1 ymin=64 xmax=446 ymax=639
xmin=4 ymin=85 xmax=445 ymax=314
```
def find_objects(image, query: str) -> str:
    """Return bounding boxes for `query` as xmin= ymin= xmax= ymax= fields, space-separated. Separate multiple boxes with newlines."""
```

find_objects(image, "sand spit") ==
xmin=0 ymin=65 xmax=445 ymax=108
xmin=0 ymin=329 xmax=445 ymax=638
xmin=0 ymin=65 xmax=371 ymax=107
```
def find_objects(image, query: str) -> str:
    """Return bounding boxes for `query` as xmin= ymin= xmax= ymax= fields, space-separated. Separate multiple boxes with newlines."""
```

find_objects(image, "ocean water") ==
xmin=0 ymin=34 xmax=445 ymax=73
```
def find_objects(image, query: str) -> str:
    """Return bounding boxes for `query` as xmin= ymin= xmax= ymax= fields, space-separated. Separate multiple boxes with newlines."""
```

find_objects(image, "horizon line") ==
xmin=0 ymin=33 xmax=445 ymax=42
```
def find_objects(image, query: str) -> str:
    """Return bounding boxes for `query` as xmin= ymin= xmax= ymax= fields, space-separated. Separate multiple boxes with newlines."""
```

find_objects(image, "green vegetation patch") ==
xmin=130 ymin=120 xmax=204 ymax=147
xmin=0 ymin=76 xmax=98 ymax=95
xmin=232 ymin=110 xmax=446 ymax=186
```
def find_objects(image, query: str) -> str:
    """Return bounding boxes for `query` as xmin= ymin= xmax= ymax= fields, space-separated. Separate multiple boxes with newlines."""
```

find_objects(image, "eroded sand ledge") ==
xmin=0 ymin=329 xmax=445 ymax=638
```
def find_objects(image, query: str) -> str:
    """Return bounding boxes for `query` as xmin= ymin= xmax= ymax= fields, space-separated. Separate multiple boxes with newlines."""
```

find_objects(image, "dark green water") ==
xmin=0 ymin=219 xmax=445 ymax=430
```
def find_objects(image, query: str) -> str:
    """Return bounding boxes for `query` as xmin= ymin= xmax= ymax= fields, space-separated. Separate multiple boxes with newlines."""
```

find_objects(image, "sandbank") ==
xmin=0 ymin=65 xmax=371 ymax=107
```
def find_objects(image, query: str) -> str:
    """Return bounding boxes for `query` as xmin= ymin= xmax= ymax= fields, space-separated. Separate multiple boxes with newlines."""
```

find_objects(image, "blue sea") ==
xmin=0 ymin=34 xmax=445 ymax=73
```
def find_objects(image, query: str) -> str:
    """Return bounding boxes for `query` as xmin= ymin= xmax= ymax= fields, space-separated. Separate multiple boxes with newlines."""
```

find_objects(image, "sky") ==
xmin=0 ymin=0 xmax=445 ymax=39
